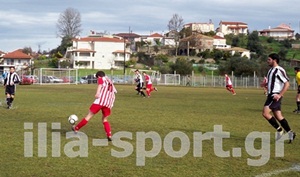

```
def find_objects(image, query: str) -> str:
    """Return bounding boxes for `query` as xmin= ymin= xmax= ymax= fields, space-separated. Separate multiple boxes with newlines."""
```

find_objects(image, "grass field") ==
xmin=1 ymin=84 xmax=300 ymax=177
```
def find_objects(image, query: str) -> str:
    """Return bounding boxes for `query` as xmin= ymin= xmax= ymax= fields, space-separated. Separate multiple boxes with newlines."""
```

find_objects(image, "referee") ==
xmin=3 ymin=66 xmax=20 ymax=109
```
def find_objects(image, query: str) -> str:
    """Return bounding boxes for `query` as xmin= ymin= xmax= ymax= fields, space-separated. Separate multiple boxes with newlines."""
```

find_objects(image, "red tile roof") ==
xmin=149 ymin=33 xmax=163 ymax=38
xmin=220 ymin=21 xmax=247 ymax=25
xmin=72 ymin=48 xmax=96 ymax=52
xmin=213 ymin=35 xmax=225 ymax=39
xmin=3 ymin=49 xmax=31 ymax=59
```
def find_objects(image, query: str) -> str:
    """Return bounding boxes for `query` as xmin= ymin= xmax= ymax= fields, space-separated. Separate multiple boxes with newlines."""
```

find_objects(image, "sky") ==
xmin=1 ymin=0 xmax=299 ymax=53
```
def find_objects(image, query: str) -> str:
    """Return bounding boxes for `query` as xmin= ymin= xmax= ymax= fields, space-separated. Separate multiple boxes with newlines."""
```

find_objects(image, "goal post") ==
xmin=33 ymin=68 xmax=78 ymax=85
xmin=158 ymin=74 xmax=180 ymax=85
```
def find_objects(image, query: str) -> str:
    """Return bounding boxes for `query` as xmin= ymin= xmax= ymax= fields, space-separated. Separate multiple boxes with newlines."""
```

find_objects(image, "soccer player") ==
xmin=3 ymin=66 xmax=20 ymax=109
xmin=142 ymin=71 xmax=157 ymax=98
xmin=134 ymin=69 xmax=146 ymax=97
xmin=293 ymin=67 xmax=300 ymax=113
xmin=72 ymin=71 xmax=117 ymax=141
xmin=262 ymin=53 xmax=296 ymax=143
xmin=261 ymin=76 xmax=268 ymax=96
xmin=225 ymin=74 xmax=236 ymax=95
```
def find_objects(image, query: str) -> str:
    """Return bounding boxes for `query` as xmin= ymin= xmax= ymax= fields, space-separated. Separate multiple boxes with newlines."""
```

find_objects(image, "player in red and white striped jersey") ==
xmin=142 ymin=72 xmax=157 ymax=98
xmin=225 ymin=74 xmax=236 ymax=95
xmin=72 ymin=71 xmax=117 ymax=141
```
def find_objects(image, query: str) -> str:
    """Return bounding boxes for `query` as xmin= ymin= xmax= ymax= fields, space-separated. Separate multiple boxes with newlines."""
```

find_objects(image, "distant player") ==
xmin=72 ymin=71 xmax=117 ymax=141
xmin=142 ymin=71 xmax=157 ymax=98
xmin=293 ymin=67 xmax=300 ymax=113
xmin=3 ymin=66 xmax=20 ymax=109
xmin=261 ymin=76 xmax=268 ymax=96
xmin=225 ymin=74 xmax=236 ymax=95
xmin=134 ymin=69 xmax=146 ymax=97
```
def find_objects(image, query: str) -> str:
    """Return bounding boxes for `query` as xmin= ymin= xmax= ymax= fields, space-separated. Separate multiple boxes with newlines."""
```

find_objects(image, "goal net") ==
xmin=33 ymin=68 xmax=78 ymax=85
xmin=158 ymin=74 xmax=181 ymax=85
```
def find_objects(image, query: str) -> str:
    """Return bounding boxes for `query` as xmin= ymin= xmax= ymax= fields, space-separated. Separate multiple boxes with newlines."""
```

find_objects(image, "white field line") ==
xmin=255 ymin=164 xmax=300 ymax=177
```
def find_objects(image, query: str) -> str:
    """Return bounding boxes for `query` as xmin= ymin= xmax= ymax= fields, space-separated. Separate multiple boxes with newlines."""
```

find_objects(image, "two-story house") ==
xmin=183 ymin=20 xmax=215 ymax=34
xmin=179 ymin=34 xmax=214 ymax=55
xmin=66 ymin=33 xmax=131 ymax=70
xmin=1 ymin=49 xmax=32 ymax=73
xmin=141 ymin=33 xmax=164 ymax=46
xmin=258 ymin=23 xmax=294 ymax=40
xmin=219 ymin=21 xmax=248 ymax=35
xmin=213 ymin=33 xmax=230 ymax=49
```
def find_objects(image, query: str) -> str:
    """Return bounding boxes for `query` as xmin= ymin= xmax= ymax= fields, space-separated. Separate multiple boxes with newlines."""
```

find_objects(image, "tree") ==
xmin=247 ymin=31 xmax=264 ymax=56
xmin=170 ymin=58 xmax=193 ymax=75
xmin=56 ymin=7 xmax=82 ymax=38
xmin=167 ymin=13 xmax=184 ymax=56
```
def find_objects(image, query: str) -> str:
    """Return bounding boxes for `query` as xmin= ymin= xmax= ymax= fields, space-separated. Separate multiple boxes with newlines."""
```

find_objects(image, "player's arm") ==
xmin=274 ymin=81 xmax=289 ymax=101
xmin=14 ymin=74 xmax=21 ymax=84
xmin=95 ymin=84 xmax=102 ymax=98
xmin=95 ymin=77 xmax=103 ymax=98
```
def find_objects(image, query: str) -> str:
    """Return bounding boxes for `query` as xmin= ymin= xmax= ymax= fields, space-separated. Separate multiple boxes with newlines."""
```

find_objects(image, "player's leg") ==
xmin=295 ymin=90 xmax=300 ymax=112
xmin=73 ymin=104 xmax=98 ymax=132
xmin=274 ymin=110 xmax=296 ymax=143
xmin=139 ymin=83 xmax=146 ymax=97
xmin=135 ymin=84 xmax=140 ymax=95
xmin=102 ymin=107 xmax=112 ymax=141
xmin=262 ymin=97 xmax=283 ymax=136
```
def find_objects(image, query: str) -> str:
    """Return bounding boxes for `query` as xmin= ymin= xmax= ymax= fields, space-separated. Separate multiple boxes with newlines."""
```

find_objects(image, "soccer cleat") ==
xmin=293 ymin=109 xmax=299 ymax=113
xmin=107 ymin=136 xmax=112 ymax=141
xmin=71 ymin=125 xmax=78 ymax=133
xmin=276 ymin=130 xmax=284 ymax=141
xmin=232 ymin=93 xmax=236 ymax=95
xmin=288 ymin=131 xmax=296 ymax=144
xmin=154 ymin=87 xmax=158 ymax=91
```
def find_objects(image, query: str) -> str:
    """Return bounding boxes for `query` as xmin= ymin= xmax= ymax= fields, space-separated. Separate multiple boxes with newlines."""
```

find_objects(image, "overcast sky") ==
xmin=1 ymin=0 xmax=299 ymax=52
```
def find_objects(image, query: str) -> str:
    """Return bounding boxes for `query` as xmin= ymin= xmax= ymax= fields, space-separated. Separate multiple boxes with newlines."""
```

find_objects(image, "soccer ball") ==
xmin=68 ymin=114 xmax=78 ymax=125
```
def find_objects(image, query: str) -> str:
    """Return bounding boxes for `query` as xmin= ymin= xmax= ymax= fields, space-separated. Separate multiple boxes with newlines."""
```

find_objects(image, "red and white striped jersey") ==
xmin=144 ymin=74 xmax=152 ymax=85
xmin=225 ymin=75 xmax=232 ymax=86
xmin=93 ymin=76 xmax=117 ymax=108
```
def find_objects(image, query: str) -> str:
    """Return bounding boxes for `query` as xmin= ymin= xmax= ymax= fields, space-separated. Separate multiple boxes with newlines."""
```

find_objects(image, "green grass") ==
xmin=1 ymin=84 xmax=300 ymax=177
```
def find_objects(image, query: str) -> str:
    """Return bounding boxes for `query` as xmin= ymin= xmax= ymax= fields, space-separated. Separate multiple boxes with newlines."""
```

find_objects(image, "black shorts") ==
xmin=136 ymin=82 xmax=144 ymax=89
xmin=297 ymin=85 xmax=300 ymax=94
xmin=5 ymin=85 xmax=16 ymax=95
xmin=264 ymin=94 xmax=282 ymax=111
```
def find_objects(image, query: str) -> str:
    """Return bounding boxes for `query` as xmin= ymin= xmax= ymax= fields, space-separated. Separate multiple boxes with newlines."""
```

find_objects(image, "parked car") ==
xmin=26 ymin=75 xmax=39 ymax=83
xmin=62 ymin=76 xmax=75 ymax=83
xmin=42 ymin=76 xmax=50 ymax=83
xmin=86 ymin=74 xmax=97 ymax=84
xmin=48 ymin=76 xmax=63 ymax=83
xmin=20 ymin=75 xmax=34 ymax=85
xmin=79 ymin=76 xmax=88 ymax=84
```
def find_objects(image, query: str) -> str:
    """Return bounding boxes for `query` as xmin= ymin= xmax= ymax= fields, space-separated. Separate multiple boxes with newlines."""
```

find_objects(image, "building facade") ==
xmin=0 ymin=49 xmax=32 ymax=73
xmin=258 ymin=23 xmax=294 ymax=40
xmin=67 ymin=34 xmax=131 ymax=70
xmin=219 ymin=21 xmax=248 ymax=35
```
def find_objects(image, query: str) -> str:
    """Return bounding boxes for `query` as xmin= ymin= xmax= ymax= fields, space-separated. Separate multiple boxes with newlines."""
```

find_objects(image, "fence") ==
xmin=109 ymin=74 xmax=298 ymax=90
xmin=23 ymin=69 xmax=298 ymax=90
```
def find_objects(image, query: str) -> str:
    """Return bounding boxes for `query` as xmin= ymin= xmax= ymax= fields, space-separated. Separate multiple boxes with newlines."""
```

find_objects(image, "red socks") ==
xmin=75 ymin=118 xmax=88 ymax=131
xmin=103 ymin=122 xmax=111 ymax=137
xmin=75 ymin=118 xmax=111 ymax=137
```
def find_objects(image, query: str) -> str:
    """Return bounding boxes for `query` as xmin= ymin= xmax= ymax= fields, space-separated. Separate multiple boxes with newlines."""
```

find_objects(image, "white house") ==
xmin=183 ymin=20 xmax=214 ymax=33
xmin=67 ymin=34 xmax=131 ymax=70
xmin=219 ymin=47 xmax=250 ymax=59
xmin=213 ymin=34 xmax=230 ymax=49
xmin=258 ymin=23 xmax=294 ymax=40
xmin=219 ymin=21 xmax=248 ymax=35
xmin=141 ymin=33 xmax=164 ymax=46
xmin=0 ymin=49 xmax=32 ymax=73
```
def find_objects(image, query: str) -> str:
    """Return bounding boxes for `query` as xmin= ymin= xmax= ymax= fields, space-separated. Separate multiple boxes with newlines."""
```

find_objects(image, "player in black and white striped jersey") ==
xmin=3 ymin=66 xmax=20 ymax=109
